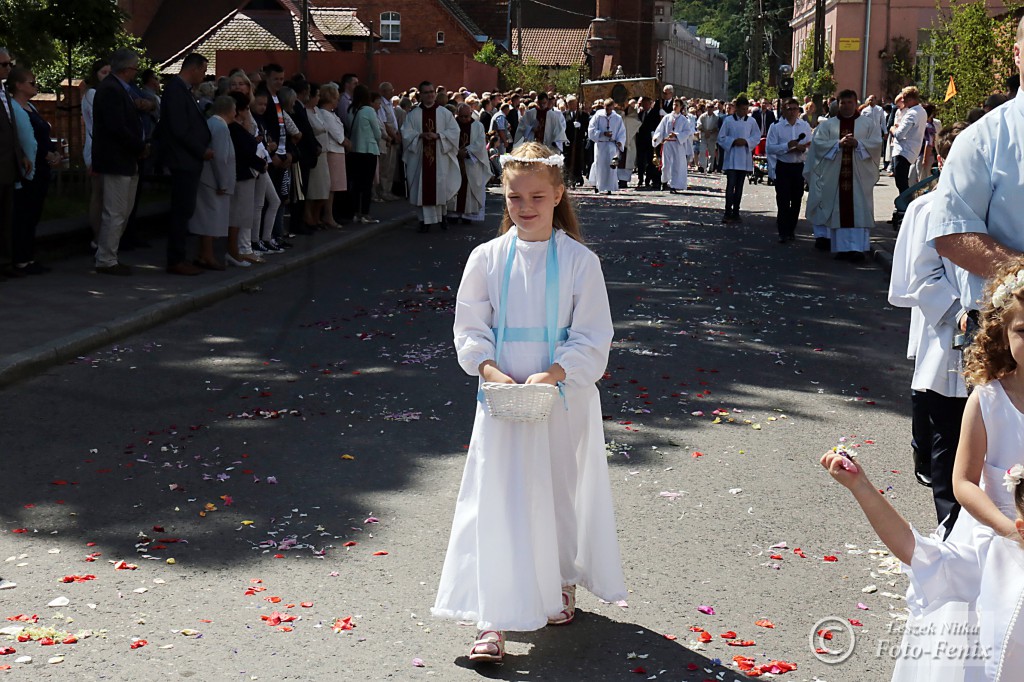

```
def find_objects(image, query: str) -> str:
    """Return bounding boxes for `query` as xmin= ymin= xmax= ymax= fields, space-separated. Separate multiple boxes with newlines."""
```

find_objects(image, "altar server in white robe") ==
xmin=587 ymin=99 xmax=625 ymax=194
xmin=804 ymin=89 xmax=882 ymax=261
xmin=448 ymin=104 xmax=492 ymax=223
xmin=513 ymin=92 xmax=568 ymax=152
xmin=652 ymin=98 xmax=694 ymax=193
xmin=717 ymin=96 xmax=761 ymax=222
xmin=402 ymin=80 xmax=461 ymax=232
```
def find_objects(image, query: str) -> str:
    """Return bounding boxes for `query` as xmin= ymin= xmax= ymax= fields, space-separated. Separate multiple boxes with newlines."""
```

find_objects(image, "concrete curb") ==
xmin=871 ymin=243 xmax=894 ymax=273
xmin=0 ymin=214 xmax=415 ymax=388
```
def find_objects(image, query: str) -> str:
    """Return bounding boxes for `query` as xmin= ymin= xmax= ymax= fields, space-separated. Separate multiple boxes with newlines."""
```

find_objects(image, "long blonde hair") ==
xmin=499 ymin=142 xmax=583 ymax=243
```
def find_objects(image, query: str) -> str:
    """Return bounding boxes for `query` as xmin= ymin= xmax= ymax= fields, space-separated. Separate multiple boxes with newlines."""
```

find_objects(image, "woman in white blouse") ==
xmin=318 ymin=83 xmax=350 ymax=229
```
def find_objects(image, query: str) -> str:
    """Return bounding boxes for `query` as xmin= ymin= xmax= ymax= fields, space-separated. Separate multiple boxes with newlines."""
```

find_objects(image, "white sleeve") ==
xmin=454 ymin=246 xmax=496 ymax=376
xmin=926 ymin=125 xmax=992 ymax=248
xmin=903 ymin=525 xmax=989 ymax=614
xmin=553 ymin=249 xmax=614 ymax=386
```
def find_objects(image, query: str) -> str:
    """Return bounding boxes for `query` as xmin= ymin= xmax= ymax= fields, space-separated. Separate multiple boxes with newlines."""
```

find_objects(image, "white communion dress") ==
xmin=432 ymin=227 xmax=628 ymax=632
xmin=892 ymin=381 xmax=1024 ymax=682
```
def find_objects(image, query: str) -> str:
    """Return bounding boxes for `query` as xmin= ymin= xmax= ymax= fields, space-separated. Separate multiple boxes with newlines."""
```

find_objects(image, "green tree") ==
xmin=474 ymin=41 xmax=548 ymax=92
xmin=878 ymin=36 xmax=915 ymax=99
xmin=925 ymin=0 xmax=998 ymax=122
xmin=793 ymin=30 xmax=836 ymax=99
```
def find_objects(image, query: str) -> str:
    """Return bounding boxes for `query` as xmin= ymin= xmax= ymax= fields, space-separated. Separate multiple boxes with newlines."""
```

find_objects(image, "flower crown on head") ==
xmin=499 ymin=153 xmax=564 ymax=168
xmin=990 ymin=269 xmax=1024 ymax=310
xmin=1003 ymin=463 xmax=1024 ymax=494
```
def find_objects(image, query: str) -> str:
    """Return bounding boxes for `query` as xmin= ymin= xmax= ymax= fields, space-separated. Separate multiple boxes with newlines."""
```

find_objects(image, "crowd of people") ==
xmin=1 ymin=41 xmax=993 ymax=279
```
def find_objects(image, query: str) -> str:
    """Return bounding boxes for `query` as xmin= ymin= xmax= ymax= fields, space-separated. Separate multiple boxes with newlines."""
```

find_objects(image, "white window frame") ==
xmin=436 ymin=31 xmax=445 ymax=45
xmin=381 ymin=12 xmax=400 ymax=43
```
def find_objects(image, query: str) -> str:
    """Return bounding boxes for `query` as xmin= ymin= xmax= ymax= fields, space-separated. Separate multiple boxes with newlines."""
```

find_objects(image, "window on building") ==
xmin=436 ymin=31 xmax=445 ymax=44
xmin=381 ymin=12 xmax=400 ymax=43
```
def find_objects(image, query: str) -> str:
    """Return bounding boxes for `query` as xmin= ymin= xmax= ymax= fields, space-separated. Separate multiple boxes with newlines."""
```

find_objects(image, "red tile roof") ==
xmin=161 ymin=7 xmax=367 ymax=74
xmin=517 ymin=27 xmax=590 ymax=66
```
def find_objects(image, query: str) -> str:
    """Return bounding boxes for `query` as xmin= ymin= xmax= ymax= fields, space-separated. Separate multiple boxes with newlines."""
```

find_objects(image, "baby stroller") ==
xmin=749 ymin=136 xmax=768 ymax=184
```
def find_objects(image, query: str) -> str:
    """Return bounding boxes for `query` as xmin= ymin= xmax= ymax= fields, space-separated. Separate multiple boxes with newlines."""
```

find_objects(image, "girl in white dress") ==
xmin=821 ymin=447 xmax=1024 ymax=682
xmin=433 ymin=141 xmax=627 ymax=663
xmin=889 ymin=257 xmax=1024 ymax=682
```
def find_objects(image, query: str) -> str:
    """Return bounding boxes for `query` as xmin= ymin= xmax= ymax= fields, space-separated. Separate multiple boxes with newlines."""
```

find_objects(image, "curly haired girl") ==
xmin=954 ymin=257 xmax=1024 ymax=539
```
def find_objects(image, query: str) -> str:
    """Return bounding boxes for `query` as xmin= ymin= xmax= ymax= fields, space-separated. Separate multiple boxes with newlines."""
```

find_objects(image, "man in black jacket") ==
xmin=635 ymin=97 xmax=662 ymax=189
xmin=155 ymin=53 xmax=211 ymax=275
xmin=93 ymin=49 xmax=148 ymax=275
xmin=563 ymin=95 xmax=589 ymax=187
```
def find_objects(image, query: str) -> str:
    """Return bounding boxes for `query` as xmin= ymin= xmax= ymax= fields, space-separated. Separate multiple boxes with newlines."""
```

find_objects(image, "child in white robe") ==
xmin=653 ymin=99 xmax=694 ymax=193
xmin=433 ymin=141 xmax=627 ymax=663
xmin=822 ymin=446 xmax=1024 ymax=682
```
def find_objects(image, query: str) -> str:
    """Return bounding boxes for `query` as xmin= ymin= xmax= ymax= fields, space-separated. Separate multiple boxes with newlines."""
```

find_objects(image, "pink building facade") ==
xmin=790 ymin=0 xmax=1008 ymax=100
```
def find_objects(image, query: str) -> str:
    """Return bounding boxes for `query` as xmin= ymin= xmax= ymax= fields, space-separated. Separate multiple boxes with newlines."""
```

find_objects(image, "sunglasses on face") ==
xmin=0 ymin=62 xmax=11 ymax=68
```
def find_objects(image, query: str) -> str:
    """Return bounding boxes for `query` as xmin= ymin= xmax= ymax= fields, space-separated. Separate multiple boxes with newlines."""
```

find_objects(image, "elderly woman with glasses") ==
xmin=9 ymin=66 xmax=60 ymax=275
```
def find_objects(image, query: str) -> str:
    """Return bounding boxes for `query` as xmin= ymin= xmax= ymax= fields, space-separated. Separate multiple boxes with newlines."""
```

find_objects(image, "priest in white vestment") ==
xmin=587 ymin=99 xmax=625 ymax=194
xmin=804 ymin=90 xmax=882 ymax=260
xmin=652 ymin=99 xmax=694 ymax=193
xmin=448 ymin=104 xmax=492 ymax=223
xmin=401 ymin=81 xmax=461 ymax=232
xmin=513 ymin=93 xmax=568 ymax=152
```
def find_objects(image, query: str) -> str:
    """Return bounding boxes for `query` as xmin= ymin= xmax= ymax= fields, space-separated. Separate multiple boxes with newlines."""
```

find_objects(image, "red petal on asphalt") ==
xmin=22 ymin=504 xmax=34 ymax=509
xmin=152 ymin=526 xmax=165 ymax=533
xmin=689 ymin=626 xmax=705 ymax=632
xmin=630 ymin=667 xmax=647 ymax=674
xmin=698 ymin=631 xmax=712 ymax=643
xmin=0 ymin=647 xmax=15 ymax=655
xmin=793 ymin=548 xmax=807 ymax=558
xmin=823 ymin=555 xmax=838 ymax=562
xmin=343 ymin=541 xmax=357 ymax=547
xmin=62 ymin=636 xmax=77 ymax=644
xmin=130 ymin=640 xmax=148 ymax=649
xmin=372 ymin=551 xmax=388 ymax=556
xmin=278 ymin=626 xmax=293 ymax=632
xmin=720 ymin=631 xmax=737 ymax=639
xmin=39 ymin=637 xmax=55 ymax=646
xmin=692 ymin=451 xmax=704 ymax=458
xmin=11 ymin=529 xmax=27 ymax=534
xmin=50 ymin=480 xmax=68 ymax=485
xmin=273 ymin=554 xmax=285 ymax=558
xmin=300 ymin=602 xmax=313 ymax=608
xmin=817 ymin=629 xmax=834 ymax=640
xmin=663 ymin=634 xmax=677 ymax=641
xmin=726 ymin=640 xmax=756 ymax=647
xmin=686 ymin=662 xmax=698 ymax=670
xmin=266 ymin=596 xmax=282 ymax=603
xmin=755 ymin=619 xmax=775 ymax=628
xmin=849 ymin=619 xmax=863 ymax=626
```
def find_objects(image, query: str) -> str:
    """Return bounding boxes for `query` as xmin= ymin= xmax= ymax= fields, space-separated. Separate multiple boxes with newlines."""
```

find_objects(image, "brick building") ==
xmin=790 ymin=0 xmax=1009 ymax=99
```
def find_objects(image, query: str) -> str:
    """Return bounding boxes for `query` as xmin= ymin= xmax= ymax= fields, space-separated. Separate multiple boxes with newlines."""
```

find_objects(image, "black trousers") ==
xmin=725 ymin=170 xmax=747 ymax=215
xmin=167 ymin=169 xmax=200 ymax=267
xmin=715 ymin=145 xmax=725 ymax=172
xmin=349 ymin=152 xmax=376 ymax=216
xmin=774 ymin=161 xmax=804 ymax=238
xmin=0 ymin=182 xmax=13 ymax=267
xmin=912 ymin=389 xmax=967 ymax=533
xmin=13 ymin=169 xmax=49 ymax=263
xmin=636 ymin=141 xmax=659 ymax=186
xmin=892 ymin=154 xmax=911 ymax=195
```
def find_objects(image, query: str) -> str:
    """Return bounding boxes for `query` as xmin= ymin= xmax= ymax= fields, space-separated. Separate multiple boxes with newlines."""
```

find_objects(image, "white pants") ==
xmin=233 ymin=179 xmax=256 ymax=254
xmin=95 ymin=174 xmax=139 ymax=267
xmin=417 ymin=205 xmax=446 ymax=224
xmin=254 ymin=172 xmax=280 ymax=242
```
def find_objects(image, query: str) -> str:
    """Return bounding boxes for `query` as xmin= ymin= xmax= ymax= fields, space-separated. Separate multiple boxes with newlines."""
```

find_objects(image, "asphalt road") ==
xmin=0 ymin=174 xmax=933 ymax=681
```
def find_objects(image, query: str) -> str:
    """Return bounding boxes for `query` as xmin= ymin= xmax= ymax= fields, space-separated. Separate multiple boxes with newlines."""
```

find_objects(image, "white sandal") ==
xmin=547 ymin=585 xmax=576 ymax=626
xmin=469 ymin=630 xmax=505 ymax=663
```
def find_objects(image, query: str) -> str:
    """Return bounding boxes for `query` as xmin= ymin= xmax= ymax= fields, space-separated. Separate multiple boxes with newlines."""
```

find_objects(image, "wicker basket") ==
xmin=481 ymin=383 xmax=558 ymax=422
